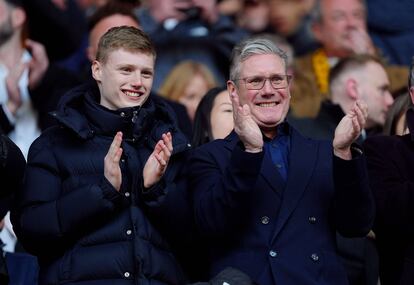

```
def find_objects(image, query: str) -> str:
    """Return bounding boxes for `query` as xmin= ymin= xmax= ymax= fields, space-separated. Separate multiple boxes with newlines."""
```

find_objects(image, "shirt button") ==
xmin=124 ymin=192 xmax=130 ymax=197
xmin=124 ymin=272 xmax=130 ymax=278
xmin=121 ymin=158 xmax=125 ymax=163
xmin=261 ymin=216 xmax=270 ymax=225
xmin=310 ymin=253 xmax=319 ymax=262
xmin=120 ymin=112 xmax=126 ymax=117
xmin=126 ymin=229 xmax=132 ymax=235
xmin=276 ymin=164 xmax=282 ymax=168
xmin=308 ymin=216 xmax=317 ymax=224
xmin=269 ymin=250 xmax=277 ymax=257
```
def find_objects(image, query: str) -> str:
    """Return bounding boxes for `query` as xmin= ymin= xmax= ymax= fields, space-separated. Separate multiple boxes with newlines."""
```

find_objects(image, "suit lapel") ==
xmin=260 ymin=149 xmax=286 ymax=195
xmin=271 ymin=128 xmax=319 ymax=242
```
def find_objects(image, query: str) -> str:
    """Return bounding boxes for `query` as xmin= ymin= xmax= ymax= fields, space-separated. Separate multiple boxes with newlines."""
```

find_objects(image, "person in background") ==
xmin=12 ymin=26 xmax=192 ymax=285
xmin=136 ymin=0 xmax=247 ymax=90
xmin=0 ymin=133 xmax=38 ymax=285
xmin=158 ymin=60 xmax=217 ymax=122
xmin=290 ymin=0 xmax=408 ymax=118
xmin=189 ymin=37 xmax=374 ymax=284
xmin=268 ymin=0 xmax=318 ymax=56
xmin=382 ymin=93 xmax=411 ymax=136
xmin=363 ymin=57 xmax=414 ymax=285
xmin=192 ymin=87 xmax=233 ymax=147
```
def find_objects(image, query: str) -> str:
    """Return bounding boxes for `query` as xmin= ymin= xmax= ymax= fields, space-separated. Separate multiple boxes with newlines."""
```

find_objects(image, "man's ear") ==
xmin=410 ymin=86 xmax=414 ymax=104
xmin=91 ymin=60 xmax=102 ymax=82
xmin=12 ymin=7 xmax=26 ymax=28
xmin=346 ymin=78 xmax=359 ymax=100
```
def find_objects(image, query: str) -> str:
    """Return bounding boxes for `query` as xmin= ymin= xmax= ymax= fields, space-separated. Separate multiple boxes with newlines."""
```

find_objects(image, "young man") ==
xmin=189 ymin=37 xmax=374 ymax=285
xmin=12 ymin=26 xmax=191 ymax=284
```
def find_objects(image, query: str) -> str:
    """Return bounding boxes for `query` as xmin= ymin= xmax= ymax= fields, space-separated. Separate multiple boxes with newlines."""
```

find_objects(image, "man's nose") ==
xmin=131 ymin=72 xmax=143 ymax=87
xmin=384 ymin=91 xmax=394 ymax=107
xmin=262 ymin=78 xmax=274 ymax=94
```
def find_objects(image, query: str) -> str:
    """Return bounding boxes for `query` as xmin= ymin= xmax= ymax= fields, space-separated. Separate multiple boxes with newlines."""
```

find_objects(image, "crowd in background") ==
xmin=1 ymin=0 xmax=414 ymax=284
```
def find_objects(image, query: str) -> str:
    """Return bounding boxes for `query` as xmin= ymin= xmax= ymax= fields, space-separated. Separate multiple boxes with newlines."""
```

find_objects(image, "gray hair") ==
xmin=310 ymin=0 xmax=366 ymax=26
xmin=229 ymin=37 xmax=288 ymax=82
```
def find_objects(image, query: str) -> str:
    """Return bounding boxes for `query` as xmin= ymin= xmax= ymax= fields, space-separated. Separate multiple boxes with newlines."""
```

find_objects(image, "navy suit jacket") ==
xmin=189 ymin=126 xmax=374 ymax=285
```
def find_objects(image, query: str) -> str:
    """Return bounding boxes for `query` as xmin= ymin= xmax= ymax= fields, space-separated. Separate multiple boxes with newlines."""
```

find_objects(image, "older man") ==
xmin=190 ymin=37 xmax=374 ymax=285
xmin=290 ymin=0 xmax=408 ymax=118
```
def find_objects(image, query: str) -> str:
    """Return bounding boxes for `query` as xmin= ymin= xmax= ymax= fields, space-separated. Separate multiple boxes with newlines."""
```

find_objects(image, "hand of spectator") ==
xmin=143 ymin=132 xmax=173 ymax=188
xmin=5 ymin=61 xmax=27 ymax=116
xmin=333 ymin=100 xmax=368 ymax=160
xmin=193 ymin=0 xmax=219 ymax=24
xmin=349 ymin=28 xmax=375 ymax=55
xmin=230 ymin=92 xmax=263 ymax=153
xmin=51 ymin=0 xmax=67 ymax=10
xmin=150 ymin=0 xmax=192 ymax=22
xmin=104 ymin=132 xmax=123 ymax=191
xmin=26 ymin=39 xmax=49 ymax=90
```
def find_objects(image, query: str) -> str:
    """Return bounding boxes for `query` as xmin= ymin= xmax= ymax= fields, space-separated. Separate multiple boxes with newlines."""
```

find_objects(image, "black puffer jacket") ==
xmin=12 ymin=84 xmax=192 ymax=285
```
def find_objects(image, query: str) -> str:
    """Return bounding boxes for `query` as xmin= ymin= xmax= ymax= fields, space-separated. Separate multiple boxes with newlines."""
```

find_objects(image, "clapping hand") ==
xmin=104 ymin=132 xmax=123 ymax=191
xmin=230 ymin=92 xmax=263 ymax=153
xmin=333 ymin=100 xmax=368 ymax=160
xmin=143 ymin=132 xmax=173 ymax=188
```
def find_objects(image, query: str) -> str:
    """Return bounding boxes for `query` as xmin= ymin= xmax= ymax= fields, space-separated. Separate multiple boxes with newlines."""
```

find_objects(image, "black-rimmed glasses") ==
xmin=235 ymin=74 xmax=292 ymax=90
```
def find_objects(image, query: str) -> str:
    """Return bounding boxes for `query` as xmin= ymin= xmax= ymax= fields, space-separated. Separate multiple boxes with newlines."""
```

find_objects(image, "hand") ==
xmin=26 ymin=39 xmax=49 ymax=90
xmin=333 ymin=100 xmax=368 ymax=160
xmin=348 ymin=28 xmax=375 ymax=55
xmin=143 ymin=132 xmax=173 ymax=188
xmin=192 ymin=0 xmax=218 ymax=24
xmin=104 ymin=132 xmax=123 ymax=191
xmin=5 ymin=61 xmax=27 ymax=115
xmin=230 ymin=92 xmax=263 ymax=153
xmin=150 ymin=0 xmax=192 ymax=22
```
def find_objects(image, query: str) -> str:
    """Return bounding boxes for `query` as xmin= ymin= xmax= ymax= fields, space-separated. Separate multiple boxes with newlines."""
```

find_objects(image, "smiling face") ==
xmin=92 ymin=48 xmax=155 ymax=110
xmin=228 ymin=53 xmax=290 ymax=138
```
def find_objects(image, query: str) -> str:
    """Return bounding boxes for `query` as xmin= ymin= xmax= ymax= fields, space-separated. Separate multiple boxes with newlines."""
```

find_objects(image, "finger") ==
xmin=108 ymin=132 xmax=123 ymax=158
xmin=356 ymin=100 xmax=368 ymax=119
xmin=352 ymin=116 xmax=361 ymax=135
xmin=353 ymin=104 xmax=366 ymax=129
xmin=155 ymin=152 xmax=167 ymax=167
xmin=163 ymin=132 xmax=173 ymax=153
xmin=113 ymin=148 xmax=123 ymax=164
xmin=160 ymin=140 xmax=172 ymax=160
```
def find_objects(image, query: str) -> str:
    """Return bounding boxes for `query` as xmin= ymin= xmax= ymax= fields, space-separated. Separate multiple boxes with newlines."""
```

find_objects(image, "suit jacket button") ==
xmin=308 ymin=216 xmax=317 ymax=224
xmin=261 ymin=216 xmax=270 ymax=225
xmin=269 ymin=250 xmax=277 ymax=257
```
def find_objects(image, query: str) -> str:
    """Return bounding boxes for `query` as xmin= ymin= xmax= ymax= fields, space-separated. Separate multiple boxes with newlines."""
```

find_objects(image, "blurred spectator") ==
xmin=192 ymin=86 xmax=232 ymax=146
xmin=292 ymin=54 xmax=394 ymax=138
xmin=268 ymin=0 xmax=318 ymax=56
xmin=0 ymin=134 xmax=38 ymax=285
xmin=290 ymin=0 xmax=408 ymax=118
xmin=136 ymin=0 xmax=248 ymax=90
xmin=159 ymin=60 xmax=217 ymax=121
xmin=383 ymin=93 xmax=412 ymax=136
xmin=0 ymin=0 xmax=80 ymax=157
xmin=237 ymin=0 xmax=270 ymax=34
xmin=22 ymin=0 xmax=87 ymax=61
xmin=363 ymin=57 xmax=414 ymax=285
xmin=366 ymin=0 xmax=414 ymax=66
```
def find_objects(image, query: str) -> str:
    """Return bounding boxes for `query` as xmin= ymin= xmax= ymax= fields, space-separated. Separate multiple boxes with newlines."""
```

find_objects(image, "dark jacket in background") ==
xmin=12 ymin=83 xmax=192 ymax=284
xmin=364 ymin=108 xmax=414 ymax=285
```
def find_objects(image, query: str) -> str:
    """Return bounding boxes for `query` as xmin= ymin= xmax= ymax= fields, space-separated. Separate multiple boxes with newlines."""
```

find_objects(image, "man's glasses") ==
xmin=235 ymin=74 xmax=292 ymax=90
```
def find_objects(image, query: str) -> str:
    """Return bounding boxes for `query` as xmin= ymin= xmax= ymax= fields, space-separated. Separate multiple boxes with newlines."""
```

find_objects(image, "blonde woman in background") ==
xmin=159 ymin=60 xmax=217 ymax=121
